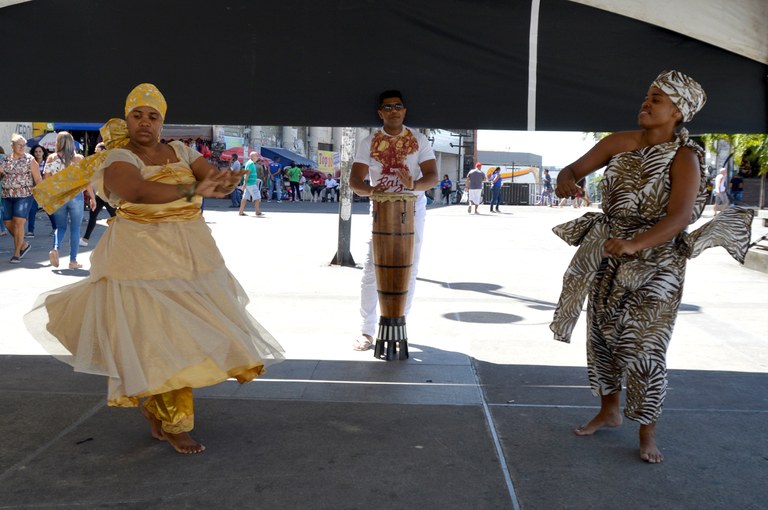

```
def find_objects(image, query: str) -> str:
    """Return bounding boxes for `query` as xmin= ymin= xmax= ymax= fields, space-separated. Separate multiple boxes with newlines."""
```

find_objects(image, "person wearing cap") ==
xmin=26 ymin=83 xmax=284 ymax=455
xmin=465 ymin=162 xmax=486 ymax=214
xmin=550 ymin=70 xmax=753 ymax=463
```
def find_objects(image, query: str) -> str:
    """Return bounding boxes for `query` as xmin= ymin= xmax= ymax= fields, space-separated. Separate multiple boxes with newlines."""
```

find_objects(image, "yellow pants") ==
xmin=142 ymin=387 xmax=194 ymax=434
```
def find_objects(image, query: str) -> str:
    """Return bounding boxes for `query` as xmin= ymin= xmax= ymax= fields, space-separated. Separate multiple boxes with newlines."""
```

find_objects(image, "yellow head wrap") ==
xmin=33 ymin=84 xmax=167 ymax=213
xmin=124 ymin=83 xmax=167 ymax=119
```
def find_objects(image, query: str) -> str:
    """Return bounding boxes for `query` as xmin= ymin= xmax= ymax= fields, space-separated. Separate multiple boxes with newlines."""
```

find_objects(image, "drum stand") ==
xmin=374 ymin=316 xmax=409 ymax=360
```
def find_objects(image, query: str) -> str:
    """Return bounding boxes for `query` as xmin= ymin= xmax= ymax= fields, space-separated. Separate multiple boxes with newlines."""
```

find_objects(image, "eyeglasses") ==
xmin=380 ymin=103 xmax=405 ymax=112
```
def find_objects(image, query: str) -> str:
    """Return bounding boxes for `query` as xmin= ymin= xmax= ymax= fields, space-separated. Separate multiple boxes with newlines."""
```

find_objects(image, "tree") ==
xmin=701 ymin=133 xmax=768 ymax=208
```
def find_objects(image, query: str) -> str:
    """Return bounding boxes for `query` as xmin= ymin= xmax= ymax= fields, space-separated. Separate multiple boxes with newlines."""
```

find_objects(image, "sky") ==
xmin=477 ymin=130 xmax=598 ymax=168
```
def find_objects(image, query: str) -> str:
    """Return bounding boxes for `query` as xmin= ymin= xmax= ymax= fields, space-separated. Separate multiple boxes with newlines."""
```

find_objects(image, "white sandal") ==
xmin=352 ymin=337 xmax=373 ymax=351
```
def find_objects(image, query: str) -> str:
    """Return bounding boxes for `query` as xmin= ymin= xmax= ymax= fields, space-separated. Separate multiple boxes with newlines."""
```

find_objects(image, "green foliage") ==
xmin=701 ymin=133 xmax=768 ymax=175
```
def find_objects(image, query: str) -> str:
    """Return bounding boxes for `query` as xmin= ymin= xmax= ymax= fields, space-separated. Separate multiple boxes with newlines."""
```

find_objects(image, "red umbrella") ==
xmin=219 ymin=147 xmax=244 ymax=161
xmin=219 ymin=147 xmax=273 ymax=165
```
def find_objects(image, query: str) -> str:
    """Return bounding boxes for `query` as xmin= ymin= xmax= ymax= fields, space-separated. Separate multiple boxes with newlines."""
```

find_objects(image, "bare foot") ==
xmin=639 ymin=424 xmax=663 ymax=463
xmin=163 ymin=431 xmax=206 ymax=454
xmin=140 ymin=406 xmax=165 ymax=441
xmin=574 ymin=393 xmax=623 ymax=435
xmin=574 ymin=409 xmax=623 ymax=435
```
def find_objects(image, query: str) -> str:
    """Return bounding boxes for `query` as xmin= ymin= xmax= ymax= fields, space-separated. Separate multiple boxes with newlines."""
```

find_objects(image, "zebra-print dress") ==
xmin=550 ymin=129 xmax=753 ymax=424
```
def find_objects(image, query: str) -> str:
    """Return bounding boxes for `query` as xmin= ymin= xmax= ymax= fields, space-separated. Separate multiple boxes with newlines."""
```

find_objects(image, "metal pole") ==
xmin=457 ymin=140 xmax=462 ymax=186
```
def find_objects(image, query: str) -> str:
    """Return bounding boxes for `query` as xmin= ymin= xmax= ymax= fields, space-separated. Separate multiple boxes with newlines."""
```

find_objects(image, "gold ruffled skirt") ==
xmin=24 ymin=216 xmax=284 ymax=406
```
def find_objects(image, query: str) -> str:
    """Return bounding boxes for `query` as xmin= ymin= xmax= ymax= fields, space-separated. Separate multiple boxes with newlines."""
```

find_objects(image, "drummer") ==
xmin=349 ymin=89 xmax=439 ymax=351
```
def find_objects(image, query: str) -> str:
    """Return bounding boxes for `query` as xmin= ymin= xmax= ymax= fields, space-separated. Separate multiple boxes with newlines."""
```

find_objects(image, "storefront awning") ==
xmin=53 ymin=122 xmax=102 ymax=131
xmin=260 ymin=147 xmax=317 ymax=167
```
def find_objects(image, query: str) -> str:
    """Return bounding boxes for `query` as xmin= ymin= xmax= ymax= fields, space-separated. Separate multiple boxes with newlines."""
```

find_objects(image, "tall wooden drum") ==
xmin=370 ymin=192 xmax=416 ymax=360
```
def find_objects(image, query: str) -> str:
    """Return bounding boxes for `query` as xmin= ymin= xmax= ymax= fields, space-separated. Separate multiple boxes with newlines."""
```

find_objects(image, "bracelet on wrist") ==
xmin=177 ymin=182 xmax=198 ymax=202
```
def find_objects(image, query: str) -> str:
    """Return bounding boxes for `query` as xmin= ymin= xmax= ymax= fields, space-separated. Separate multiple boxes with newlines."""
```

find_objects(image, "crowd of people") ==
xmin=0 ymin=141 xmax=343 ymax=250
xmin=225 ymin=153 xmax=340 ymax=209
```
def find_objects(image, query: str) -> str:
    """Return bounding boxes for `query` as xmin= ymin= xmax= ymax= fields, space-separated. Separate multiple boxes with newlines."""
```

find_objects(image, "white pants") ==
xmin=359 ymin=195 xmax=426 ymax=337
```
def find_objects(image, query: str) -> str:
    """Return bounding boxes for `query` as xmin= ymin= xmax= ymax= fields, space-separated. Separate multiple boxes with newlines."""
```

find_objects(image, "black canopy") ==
xmin=0 ymin=0 xmax=765 ymax=133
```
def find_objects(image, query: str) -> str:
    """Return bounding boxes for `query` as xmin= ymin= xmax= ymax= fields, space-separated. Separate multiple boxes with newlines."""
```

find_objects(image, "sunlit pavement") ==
xmin=1 ymin=200 xmax=766 ymax=509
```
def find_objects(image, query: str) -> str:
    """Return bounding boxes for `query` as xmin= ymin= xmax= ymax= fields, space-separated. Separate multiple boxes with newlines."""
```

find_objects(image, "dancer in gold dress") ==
xmin=26 ymin=84 xmax=284 ymax=454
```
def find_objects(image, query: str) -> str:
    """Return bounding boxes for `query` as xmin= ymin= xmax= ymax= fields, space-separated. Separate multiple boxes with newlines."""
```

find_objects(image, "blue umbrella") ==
xmin=26 ymin=132 xmax=82 ymax=151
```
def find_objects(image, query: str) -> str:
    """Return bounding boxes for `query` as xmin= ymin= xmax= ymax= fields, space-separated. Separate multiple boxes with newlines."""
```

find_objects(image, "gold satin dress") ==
xmin=25 ymin=142 xmax=284 ymax=432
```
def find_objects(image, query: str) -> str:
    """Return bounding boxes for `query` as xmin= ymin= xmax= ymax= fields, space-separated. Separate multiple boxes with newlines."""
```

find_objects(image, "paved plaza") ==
xmin=1 ymin=199 xmax=766 ymax=509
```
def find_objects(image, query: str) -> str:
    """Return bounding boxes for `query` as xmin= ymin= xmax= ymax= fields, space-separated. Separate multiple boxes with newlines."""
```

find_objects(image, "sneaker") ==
xmin=19 ymin=243 xmax=31 ymax=259
xmin=468 ymin=205 xmax=472 ymax=213
xmin=69 ymin=261 xmax=83 ymax=270
xmin=79 ymin=238 xmax=89 ymax=247
xmin=9 ymin=256 xmax=20 ymax=264
xmin=25 ymin=232 xmax=35 ymax=238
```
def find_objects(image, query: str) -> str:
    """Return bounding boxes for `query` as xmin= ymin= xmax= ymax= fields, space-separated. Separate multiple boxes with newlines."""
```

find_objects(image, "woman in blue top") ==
xmin=489 ymin=167 xmax=502 ymax=213
xmin=439 ymin=174 xmax=452 ymax=205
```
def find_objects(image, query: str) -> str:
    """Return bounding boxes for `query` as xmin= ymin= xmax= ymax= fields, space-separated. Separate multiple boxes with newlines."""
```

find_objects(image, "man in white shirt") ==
xmin=324 ymin=174 xmax=338 ymax=202
xmin=713 ymin=167 xmax=729 ymax=216
xmin=349 ymin=90 xmax=438 ymax=353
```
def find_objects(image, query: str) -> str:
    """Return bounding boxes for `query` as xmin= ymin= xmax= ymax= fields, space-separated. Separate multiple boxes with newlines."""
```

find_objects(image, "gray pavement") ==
xmin=1 ymin=199 xmax=767 ymax=509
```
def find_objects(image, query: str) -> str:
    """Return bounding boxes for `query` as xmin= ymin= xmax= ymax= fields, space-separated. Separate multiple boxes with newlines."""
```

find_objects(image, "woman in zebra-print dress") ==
xmin=550 ymin=71 xmax=753 ymax=463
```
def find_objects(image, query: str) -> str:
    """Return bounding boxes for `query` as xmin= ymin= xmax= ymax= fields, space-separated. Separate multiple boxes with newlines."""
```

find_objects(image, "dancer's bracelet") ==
xmin=178 ymin=182 xmax=198 ymax=202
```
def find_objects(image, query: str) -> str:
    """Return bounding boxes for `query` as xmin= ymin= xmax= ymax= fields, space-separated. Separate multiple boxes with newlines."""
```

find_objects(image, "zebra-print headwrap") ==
xmin=652 ymin=70 xmax=706 ymax=122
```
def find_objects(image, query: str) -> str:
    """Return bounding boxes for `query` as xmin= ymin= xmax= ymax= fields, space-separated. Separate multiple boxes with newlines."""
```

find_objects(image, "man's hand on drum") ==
xmin=394 ymin=168 xmax=414 ymax=190
xmin=369 ymin=181 xmax=389 ymax=195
